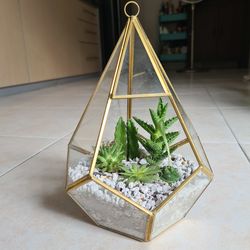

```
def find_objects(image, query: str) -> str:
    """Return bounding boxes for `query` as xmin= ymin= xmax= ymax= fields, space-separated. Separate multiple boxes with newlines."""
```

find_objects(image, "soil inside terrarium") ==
xmin=68 ymin=154 xmax=198 ymax=211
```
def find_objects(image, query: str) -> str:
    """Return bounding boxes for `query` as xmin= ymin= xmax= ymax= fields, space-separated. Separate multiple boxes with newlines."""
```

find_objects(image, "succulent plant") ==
xmin=160 ymin=166 xmax=180 ymax=184
xmin=121 ymin=164 xmax=161 ymax=183
xmin=134 ymin=98 xmax=179 ymax=161
xmin=96 ymin=143 xmax=125 ymax=172
xmin=114 ymin=117 xmax=127 ymax=156
xmin=126 ymin=119 xmax=140 ymax=159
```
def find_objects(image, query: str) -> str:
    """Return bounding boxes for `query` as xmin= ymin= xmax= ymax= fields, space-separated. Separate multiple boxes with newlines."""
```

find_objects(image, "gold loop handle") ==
xmin=124 ymin=1 xmax=140 ymax=17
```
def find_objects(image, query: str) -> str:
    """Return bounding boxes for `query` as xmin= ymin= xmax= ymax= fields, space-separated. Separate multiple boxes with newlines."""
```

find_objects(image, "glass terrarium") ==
xmin=65 ymin=1 xmax=213 ymax=242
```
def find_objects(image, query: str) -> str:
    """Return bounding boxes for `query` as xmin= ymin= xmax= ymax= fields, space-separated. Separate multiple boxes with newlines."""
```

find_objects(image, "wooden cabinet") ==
xmin=19 ymin=0 xmax=83 ymax=82
xmin=74 ymin=0 xmax=101 ymax=74
xmin=0 ymin=0 xmax=29 ymax=88
xmin=0 ymin=0 xmax=101 ymax=88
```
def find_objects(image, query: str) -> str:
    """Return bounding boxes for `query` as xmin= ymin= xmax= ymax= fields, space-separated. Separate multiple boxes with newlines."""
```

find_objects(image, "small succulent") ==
xmin=160 ymin=166 xmax=180 ymax=184
xmin=121 ymin=164 xmax=161 ymax=183
xmin=114 ymin=117 xmax=126 ymax=155
xmin=126 ymin=119 xmax=140 ymax=159
xmin=96 ymin=143 xmax=124 ymax=172
xmin=134 ymin=98 xmax=179 ymax=161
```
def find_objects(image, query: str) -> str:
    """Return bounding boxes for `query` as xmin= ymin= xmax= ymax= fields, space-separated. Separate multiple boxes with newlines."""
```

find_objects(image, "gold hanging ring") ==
xmin=124 ymin=1 xmax=140 ymax=17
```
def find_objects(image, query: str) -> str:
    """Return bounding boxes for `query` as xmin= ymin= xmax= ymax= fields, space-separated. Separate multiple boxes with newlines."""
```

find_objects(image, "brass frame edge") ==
xmin=89 ymin=18 xmax=133 ymax=176
xmin=152 ymin=166 xmax=201 ymax=213
xmin=127 ymin=24 xmax=134 ymax=119
xmin=171 ymin=138 xmax=189 ymax=149
xmin=68 ymin=28 xmax=126 ymax=146
xmin=112 ymin=93 xmax=169 ymax=99
xmin=200 ymin=165 xmax=214 ymax=179
xmin=145 ymin=213 xmax=154 ymax=241
xmin=66 ymin=174 xmax=92 ymax=192
xmin=133 ymin=18 xmax=170 ymax=95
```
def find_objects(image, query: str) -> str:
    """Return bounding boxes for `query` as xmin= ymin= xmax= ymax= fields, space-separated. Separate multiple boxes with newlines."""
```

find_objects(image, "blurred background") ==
xmin=1 ymin=0 xmax=250 ymax=89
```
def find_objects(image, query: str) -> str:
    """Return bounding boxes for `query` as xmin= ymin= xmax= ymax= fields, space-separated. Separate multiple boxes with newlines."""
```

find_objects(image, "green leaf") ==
xmin=160 ymin=166 xmax=180 ymax=184
xmin=121 ymin=164 xmax=161 ymax=183
xmin=164 ymin=116 xmax=178 ymax=130
xmin=165 ymin=131 xmax=180 ymax=145
xmin=157 ymin=97 xmax=167 ymax=119
xmin=137 ymin=136 xmax=163 ymax=161
xmin=96 ymin=143 xmax=124 ymax=172
xmin=114 ymin=117 xmax=126 ymax=154
xmin=127 ymin=119 xmax=140 ymax=159
xmin=133 ymin=116 xmax=155 ymax=135
xmin=149 ymin=109 xmax=161 ymax=129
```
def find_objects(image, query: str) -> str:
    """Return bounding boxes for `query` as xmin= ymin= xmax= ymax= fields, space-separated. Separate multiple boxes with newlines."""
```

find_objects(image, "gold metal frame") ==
xmin=65 ymin=4 xmax=213 ymax=242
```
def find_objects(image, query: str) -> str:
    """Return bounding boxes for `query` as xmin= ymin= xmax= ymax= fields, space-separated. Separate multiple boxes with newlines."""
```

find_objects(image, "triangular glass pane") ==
xmin=158 ymin=63 xmax=212 ymax=170
xmin=114 ymin=23 xmax=167 ymax=96
xmin=66 ymin=29 xmax=125 ymax=184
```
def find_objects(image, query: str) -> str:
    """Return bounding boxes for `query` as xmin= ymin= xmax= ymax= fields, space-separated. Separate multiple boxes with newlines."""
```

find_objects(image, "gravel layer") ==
xmin=68 ymin=154 xmax=197 ymax=211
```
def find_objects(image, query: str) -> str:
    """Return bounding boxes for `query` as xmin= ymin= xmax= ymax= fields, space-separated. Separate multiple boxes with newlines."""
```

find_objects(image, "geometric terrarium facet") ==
xmin=66 ymin=1 xmax=213 ymax=241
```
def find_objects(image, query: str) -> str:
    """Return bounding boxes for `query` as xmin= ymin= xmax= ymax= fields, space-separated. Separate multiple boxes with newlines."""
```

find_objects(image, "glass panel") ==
xmin=170 ymin=88 xmax=211 ymax=170
xmin=68 ymin=181 xmax=148 ymax=240
xmin=66 ymin=147 xmax=91 ymax=185
xmin=160 ymin=66 xmax=212 ymax=170
xmin=151 ymin=170 xmax=211 ymax=239
xmin=68 ymin=32 xmax=123 ymax=174
xmin=115 ymin=25 xmax=166 ymax=96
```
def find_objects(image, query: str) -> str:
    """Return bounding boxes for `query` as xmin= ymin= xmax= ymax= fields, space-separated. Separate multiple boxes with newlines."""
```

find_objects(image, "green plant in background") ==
xmin=121 ymin=164 xmax=161 ymax=183
xmin=160 ymin=166 xmax=180 ymax=184
xmin=134 ymin=98 xmax=179 ymax=162
xmin=96 ymin=143 xmax=124 ymax=172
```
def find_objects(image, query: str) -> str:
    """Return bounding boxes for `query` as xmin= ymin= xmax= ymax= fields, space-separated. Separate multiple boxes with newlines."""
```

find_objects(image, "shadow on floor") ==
xmin=42 ymin=185 xmax=94 ymax=226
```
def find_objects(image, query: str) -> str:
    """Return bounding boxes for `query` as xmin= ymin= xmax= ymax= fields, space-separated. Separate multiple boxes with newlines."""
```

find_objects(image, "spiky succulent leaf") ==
xmin=96 ymin=144 xmax=124 ymax=172
xmin=138 ymin=136 xmax=167 ymax=161
xmin=165 ymin=116 xmax=178 ymax=130
xmin=121 ymin=164 xmax=161 ymax=183
xmin=160 ymin=166 xmax=180 ymax=184
xmin=133 ymin=116 xmax=155 ymax=135
xmin=114 ymin=117 xmax=126 ymax=154
xmin=165 ymin=131 xmax=180 ymax=144
xmin=127 ymin=119 xmax=140 ymax=159
xmin=157 ymin=97 xmax=167 ymax=119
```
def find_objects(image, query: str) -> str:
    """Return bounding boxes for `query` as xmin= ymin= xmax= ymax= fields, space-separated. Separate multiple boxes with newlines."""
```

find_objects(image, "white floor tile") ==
xmin=221 ymin=108 xmax=250 ymax=143
xmin=0 ymin=136 xmax=54 ymax=176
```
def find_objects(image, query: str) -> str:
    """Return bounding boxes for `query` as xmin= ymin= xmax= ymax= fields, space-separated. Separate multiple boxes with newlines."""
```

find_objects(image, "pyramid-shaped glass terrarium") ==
xmin=65 ymin=1 xmax=213 ymax=241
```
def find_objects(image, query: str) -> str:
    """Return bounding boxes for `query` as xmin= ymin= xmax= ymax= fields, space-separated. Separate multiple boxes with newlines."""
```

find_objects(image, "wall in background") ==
xmin=134 ymin=0 xmax=180 ymax=53
xmin=0 ymin=0 xmax=101 ymax=88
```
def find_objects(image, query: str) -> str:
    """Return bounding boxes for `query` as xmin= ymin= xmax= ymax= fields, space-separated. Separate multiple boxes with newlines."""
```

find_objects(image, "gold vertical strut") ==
xmin=89 ymin=18 xmax=133 ymax=176
xmin=127 ymin=21 xmax=135 ymax=119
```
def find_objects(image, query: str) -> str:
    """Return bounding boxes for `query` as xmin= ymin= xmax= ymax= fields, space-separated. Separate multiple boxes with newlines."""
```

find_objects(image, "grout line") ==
xmin=0 ymin=131 xmax=73 ymax=178
xmin=206 ymin=88 xmax=250 ymax=164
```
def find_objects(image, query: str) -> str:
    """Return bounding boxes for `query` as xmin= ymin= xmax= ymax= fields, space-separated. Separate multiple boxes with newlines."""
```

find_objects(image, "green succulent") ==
xmin=160 ymin=166 xmax=180 ymax=184
xmin=114 ymin=117 xmax=127 ymax=156
xmin=134 ymin=98 xmax=179 ymax=161
xmin=126 ymin=119 xmax=140 ymax=159
xmin=121 ymin=164 xmax=161 ymax=183
xmin=96 ymin=143 xmax=124 ymax=172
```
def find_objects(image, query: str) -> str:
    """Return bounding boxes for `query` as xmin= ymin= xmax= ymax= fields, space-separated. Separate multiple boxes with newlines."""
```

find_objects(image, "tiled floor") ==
xmin=1 ymin=70 xmax=250 ymax=249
